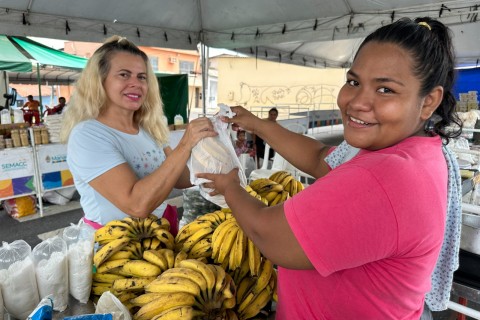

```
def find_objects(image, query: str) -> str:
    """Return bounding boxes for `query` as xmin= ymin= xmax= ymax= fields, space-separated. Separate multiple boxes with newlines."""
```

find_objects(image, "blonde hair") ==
xmin=60 ymin=35 xmax=169 ymax=145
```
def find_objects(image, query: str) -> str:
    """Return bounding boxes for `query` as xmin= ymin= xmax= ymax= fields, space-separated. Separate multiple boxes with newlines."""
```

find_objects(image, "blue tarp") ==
xmin=453 ymin=68 xmax=480 ymax=100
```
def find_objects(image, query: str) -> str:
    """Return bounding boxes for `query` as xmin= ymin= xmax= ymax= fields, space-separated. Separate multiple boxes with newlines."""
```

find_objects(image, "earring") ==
xmin=424 ymin=114 xmax=442 ymax=133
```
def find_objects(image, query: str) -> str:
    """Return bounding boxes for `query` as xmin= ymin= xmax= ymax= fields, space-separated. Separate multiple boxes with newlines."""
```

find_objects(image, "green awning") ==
xmin=0 ymin=35 xmax=32 ymax=72
xmin=11 ymin=36 xmax=87 ymax=69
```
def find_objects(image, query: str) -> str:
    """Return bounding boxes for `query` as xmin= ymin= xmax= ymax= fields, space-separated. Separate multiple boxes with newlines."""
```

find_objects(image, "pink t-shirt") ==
xmin=279 ymin=136 xmax=447 ymax=319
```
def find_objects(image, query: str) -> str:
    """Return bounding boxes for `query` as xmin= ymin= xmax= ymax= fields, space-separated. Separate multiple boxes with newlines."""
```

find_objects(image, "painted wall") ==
xmin=212 ymin=56 xmax=347 ymax=113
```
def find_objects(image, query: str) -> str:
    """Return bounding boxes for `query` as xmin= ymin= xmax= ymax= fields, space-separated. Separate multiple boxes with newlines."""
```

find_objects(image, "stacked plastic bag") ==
xmin=43 ymin=114 xmax=64 ymax=143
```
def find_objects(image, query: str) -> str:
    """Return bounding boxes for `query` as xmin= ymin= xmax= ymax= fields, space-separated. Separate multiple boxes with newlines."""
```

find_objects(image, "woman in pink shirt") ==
xmin=199 ymin=17 xmax=462 ymax=319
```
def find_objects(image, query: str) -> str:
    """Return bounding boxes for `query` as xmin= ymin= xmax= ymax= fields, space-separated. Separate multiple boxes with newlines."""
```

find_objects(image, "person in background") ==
xmin=44 ymin=97 xmax=67 ymax=116
xmin=234 ymin=129 xmax=254 ymax=157
xmin=253 ymin=107 xmax=278 ymax=167
xmin=198 ymin=17 xmax=462 ymax=319
xmin=22 ymin=94 xmax=41 ymax=124
xmin=60 ymin=35 xmax=216 ymax=235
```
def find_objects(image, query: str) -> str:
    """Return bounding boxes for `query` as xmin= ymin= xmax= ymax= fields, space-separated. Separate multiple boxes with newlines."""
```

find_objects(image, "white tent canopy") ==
xmin=0 ymin=0 xmax=479 ymax=68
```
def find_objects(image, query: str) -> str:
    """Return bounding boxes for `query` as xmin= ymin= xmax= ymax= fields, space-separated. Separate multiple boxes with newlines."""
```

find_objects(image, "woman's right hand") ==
xmin=222 ymin=106 xmax=259 ymax=133
xmin=180 ymin=117 xmax=217 ymax=150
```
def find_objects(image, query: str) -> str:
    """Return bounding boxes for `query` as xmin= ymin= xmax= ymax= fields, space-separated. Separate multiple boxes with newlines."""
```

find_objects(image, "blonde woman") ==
xmin=60 ymin=36 xmax=215 ymax=234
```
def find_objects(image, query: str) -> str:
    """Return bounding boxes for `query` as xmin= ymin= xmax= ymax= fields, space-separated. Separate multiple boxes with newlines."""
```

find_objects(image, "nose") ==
xmin=346 ymin=87 xmax=374 ymax=112
xmin=128 ymin=76 xmax=143 ymax=87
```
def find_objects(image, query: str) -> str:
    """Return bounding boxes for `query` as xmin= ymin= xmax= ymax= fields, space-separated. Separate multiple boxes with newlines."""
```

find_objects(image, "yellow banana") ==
xmin=253 ymin=259 xmax=273 ymax=294
xmin=122 ymin=260 xmax=162 ymax=277
xmin=289 ymin=177 xmax=298 ymax=196
xmin=93 ymin=237 xmax=131 ymax=268
xmin=197 ymin=211 xmax=223 ymax=226
xmin=180 ymin=225 xmax=214 ymax=252
xmin=229 ymin=227 xmax=240 ymax=271
xmin=91 ymin=283 xmax=112 ymax=296
xmin=175 ymin=220 xmax=213 ymax=244
xmin=296 ymin=180 xmax=305 ymax=192
xmin=149 ymin=237 xmax=162 ymax=250
xmin=145 ymin=275 xmax=201 ymax=296
xmin=130 ymin=292 xmax=165 ymax=307
xmin=142 ymin=217 xmax=154 ymax=235
xmin=143 ymin=249 xmax=169 ymax=271
xmin=150 ymin=306 xmax=205 ymax=320
xmin=236 ymin=276 xmax=255 ymax=304
xmin=174 ymin=250 xmax=188 ymax=267
xmin=234 ymin=230 xmax=247 ymax=270
xmin=269 ymin=192 xmax=283 ymax=206
xmin=188 ymin=237 xmax=212 ymax=259
xmin=108 ymin=250 xmax=136 ymax=260
xmin=280 ymin=190 xmax=290 ymax=203
xmin=217 ymin=222 xmax=239 ymax=265
xmin=123 ymin=217 xmax=143 ymax=235
xmin=269 ymin=171 xmax=290 ymax=184
xmin=94 ymin=225 xmax=132 ymax=243
xmin=154 ymin=228 xmax=175 ymax=250
xmin=150 ymin=218 xmax=170 ymax=233
xmin=96 ymin=258 xmax=131 ymax=274
xmin=239 ymin=286 xmax=272 ymax=319
xmin=280 ymin=175 xmax=294 ymax=189
xmin=211 ymin=218 xmax=237 ymax=259
xmin=222 ymin=296 xmax=236 ymax=309
xmin=92 ymin=272 xmax=126 ymax=284
xmin=160 ymin=267 xmax=208 ymax=303
xmin=104 ymin=219 xmax=137 ymax=235
xmin=264 ymin=191 xmax=280 ymax=203
xmin=142 ymin=237 xmax=152 ymax=250
xmin=116 ymin=291 xmax=138 ymax=303
xmin=133 ymin=292 xmax=197 ymax=320
xmin=178 ymin=259 xmax=216 ymax=300
xmin=112 ymin=277 xmax=156 ymax=292
xmin=158 ymin=248 xmax=175 ymax=269
xmin=247 ymin=239 xmax=261 ymax=276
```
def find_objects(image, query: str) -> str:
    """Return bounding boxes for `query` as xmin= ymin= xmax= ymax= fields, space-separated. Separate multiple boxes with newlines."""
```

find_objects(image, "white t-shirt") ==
xmin=67 ymin=120 xmax=168 ymax=225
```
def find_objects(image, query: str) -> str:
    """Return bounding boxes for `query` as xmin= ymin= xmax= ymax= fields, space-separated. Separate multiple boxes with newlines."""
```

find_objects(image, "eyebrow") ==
xmin=347 ymin=70 xmax=405 ymax=87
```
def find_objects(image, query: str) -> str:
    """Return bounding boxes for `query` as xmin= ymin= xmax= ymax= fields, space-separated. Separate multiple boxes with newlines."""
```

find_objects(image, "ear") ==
xmin=420 ymin=86 xmax=444 ymax=120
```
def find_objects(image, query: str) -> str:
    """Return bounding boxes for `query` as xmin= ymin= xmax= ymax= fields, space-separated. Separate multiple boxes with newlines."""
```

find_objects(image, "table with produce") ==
xmin=0 ymin=171 xmax=303 ymax=320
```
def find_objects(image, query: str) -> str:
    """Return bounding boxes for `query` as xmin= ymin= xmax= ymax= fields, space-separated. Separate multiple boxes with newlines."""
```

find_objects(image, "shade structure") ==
xmin=0 ymin=35 xmax=32 ymax=72
xmin=11 ymin=36 xmax=87 ymax=70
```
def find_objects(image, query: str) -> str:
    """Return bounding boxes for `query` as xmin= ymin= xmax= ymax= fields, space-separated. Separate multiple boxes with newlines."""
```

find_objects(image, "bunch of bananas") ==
xmin=175 ymin=210 xmax=233 ymax=260
xmin=91 ymin=215 xmax=175 ymax=304
xmin=211 ymin=217 xmax=262 ymax=276
xmin=133 ymin=259 xmax=237 ymax=320
xmin=234 ymin=259 xmax=277 ymax=320
xmin=248 ymin=178 xmax=289 ymax=206
xmin=269 ymin=171 xmax=304 ymax=197
xmin=244 ymin=185 xmax=269 ymax=205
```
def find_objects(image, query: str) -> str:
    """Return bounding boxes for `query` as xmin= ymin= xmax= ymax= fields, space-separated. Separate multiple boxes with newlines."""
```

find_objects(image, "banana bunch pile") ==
xmin=248 ymin=178 xmax=289 ymax=206
xmin=133 ymin=259 xmax=237 ymax=320
xmin=175 ymin=209 xmax=233 ymax=260
xmin=233 ymin=259 xmax=277 ymax=320
xmin=211 ymin=217 xmax=261 ymax=276
xmin=91 ymin=215 xmax=175 ymax=303
xmin=268 ymin=171 xmax=304 ymax=197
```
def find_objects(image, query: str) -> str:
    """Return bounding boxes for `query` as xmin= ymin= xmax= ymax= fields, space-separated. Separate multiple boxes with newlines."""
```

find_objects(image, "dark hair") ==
xmin=27 ymin=95 xmax=33 ymax=99
xmin=357 ymin=17 xmax=462 ymax=143
xmin=269 ymin=108 xmax=278 ymax=114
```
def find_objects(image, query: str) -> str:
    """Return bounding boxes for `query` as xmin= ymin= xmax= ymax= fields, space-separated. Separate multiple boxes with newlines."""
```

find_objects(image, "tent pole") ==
xmin=36 ymin=63 xmax=43 ymax=122
xmin=201 ymin=43 xmax=209 ymax=117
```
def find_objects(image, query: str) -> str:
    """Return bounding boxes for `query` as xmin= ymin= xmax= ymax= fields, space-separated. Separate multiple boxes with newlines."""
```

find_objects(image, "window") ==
xmin=179 ymin=60 xmax=194 ymax=74
xmin=148 ymin=56 xmax=158 ymax=71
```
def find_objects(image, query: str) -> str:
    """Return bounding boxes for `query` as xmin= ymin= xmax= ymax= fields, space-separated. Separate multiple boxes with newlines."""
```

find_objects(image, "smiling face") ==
xmin=337 ymin=41 xmax=437 ymax=151
xmin=103 ymin=51 xmax=148 ymax=114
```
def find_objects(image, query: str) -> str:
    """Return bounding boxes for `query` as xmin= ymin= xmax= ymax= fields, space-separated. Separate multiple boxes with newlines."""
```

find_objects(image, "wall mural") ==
xmin=230 ymin=82 xmax=340 ymax=108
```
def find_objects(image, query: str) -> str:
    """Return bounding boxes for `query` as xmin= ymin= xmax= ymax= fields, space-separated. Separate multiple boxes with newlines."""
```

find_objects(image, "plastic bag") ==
xmin=43 ymin=187 xmax=76 ymax=205
xmin=180 ymin=186 xmax=221 ymax=228
xmin=95 ymin=291 xmax=132 ymax=320
xmin=32 ymin=236 xmax=69 ymax=312
xmin=27 ymin=296 xmax=54 ymax=320
xmin=0 ymin=240 xmax=40 ymax=319
xmin=0 ymin=283 xmax=3 ymax=320
xmin=2 ymin=195 xmax=37 ymax=218
xmin=63 ymin=219 xmax=95 ymax=304
xmin=188 ymin=105 xmax=247 ymax=207
xmin=64 ymin=315 xmax=113 ymax=320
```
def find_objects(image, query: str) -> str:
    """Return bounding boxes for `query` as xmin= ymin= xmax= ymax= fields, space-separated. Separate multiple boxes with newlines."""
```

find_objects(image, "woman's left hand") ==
xmin=197 ymin=168 xmax=240 ymax=195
